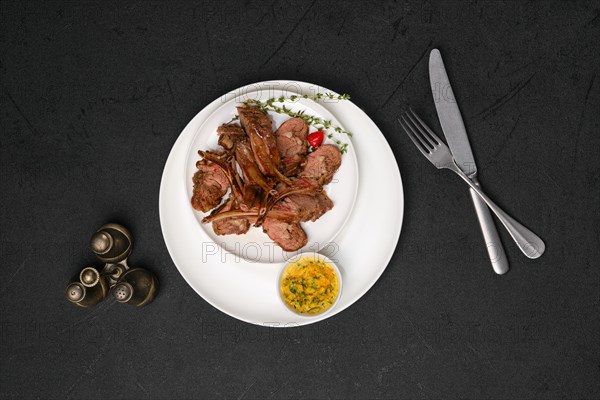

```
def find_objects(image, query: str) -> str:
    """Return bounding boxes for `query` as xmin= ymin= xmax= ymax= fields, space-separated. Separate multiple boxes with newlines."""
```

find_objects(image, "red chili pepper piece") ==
xmin=308 ymin=131 xmax=325 ymax=148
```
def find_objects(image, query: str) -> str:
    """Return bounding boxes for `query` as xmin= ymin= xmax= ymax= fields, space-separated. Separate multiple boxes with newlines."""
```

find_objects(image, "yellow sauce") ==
xmin=280 ymin=256 xmax=339 ymax=315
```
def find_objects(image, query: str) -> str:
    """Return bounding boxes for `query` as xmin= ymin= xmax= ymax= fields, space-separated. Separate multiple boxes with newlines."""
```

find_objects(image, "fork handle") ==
xmin=448 ymin=163 xmax=545 ymax=259
xmin=469 ymin=178 xmax=509 ymax=274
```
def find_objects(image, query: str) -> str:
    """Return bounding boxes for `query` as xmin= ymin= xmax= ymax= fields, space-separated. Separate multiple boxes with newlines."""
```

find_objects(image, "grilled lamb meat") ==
xmin=201 ymin=206 xmax=298 ymax=225
xmin=237 ymin=106 xmax=292 ymax=185
xmin=212 ymin=197 xmax=250 ymax=236
xmin=217 ymin=123 xmax=246 ymax=151
xmin=193 ymin=107 xmax=344 ymax=252
xmin=191 ymin=159 xmax=229 ymax=212
xmin=236 ymin=138 xmax=276 ymax=195
xmin=255 ymin=177 xmax=323 ymax=226
xmin=268 ymin=177 xmax=322 ymax=204
xmin=273 ymin=191 xmax=334 ymax=222
xmin=203 ymin=177 xmax=324 ymax=226
xmin=198 ymin=150 xmax=244 ymax=203
xmin=241 ymin=184 xmax=264 ymax=211
xmin=237 ymin=106 xmax=280 ymax=176
xmin=262 ymin=218 xmax=308 ymax=252
xmin=217 ymin=123 xmax=276 ymax=195
xmin=274 ymin=118 xmax=309 ymax=176
xmin=299 ymin=144 xmax=342 ymax=185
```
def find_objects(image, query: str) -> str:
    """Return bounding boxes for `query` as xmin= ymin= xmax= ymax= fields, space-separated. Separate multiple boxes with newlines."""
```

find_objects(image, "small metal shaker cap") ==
xmin=65 ymin=271 xmax=109 ymax=307
xmin=66 ymin=282 xmax=86 ymax=303
xmin=90 ymin=223 xmax=132 ymax=264
xmin=113 ymin=282 xmax=133 ymax=303
xmin=80 ymin=267 xmax=100 ymax=287
xmin=90 ymin=232 xmax=113 ymax=255
xmin=112 ymin=268 xmax=158 ymax=307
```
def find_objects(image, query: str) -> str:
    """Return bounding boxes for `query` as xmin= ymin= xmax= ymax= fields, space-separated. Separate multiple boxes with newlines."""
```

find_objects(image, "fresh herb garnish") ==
xmin=228 ymin=92 xmax=353 ymax=154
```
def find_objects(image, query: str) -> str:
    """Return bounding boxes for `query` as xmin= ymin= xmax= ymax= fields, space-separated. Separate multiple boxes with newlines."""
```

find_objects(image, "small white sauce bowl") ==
xmin=278 ymin=252 xmax=343 ymax=317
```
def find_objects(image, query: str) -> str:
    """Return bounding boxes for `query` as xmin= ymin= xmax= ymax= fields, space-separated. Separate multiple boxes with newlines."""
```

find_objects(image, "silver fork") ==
xmin=400 ymin=108 xmax=545 ymax=259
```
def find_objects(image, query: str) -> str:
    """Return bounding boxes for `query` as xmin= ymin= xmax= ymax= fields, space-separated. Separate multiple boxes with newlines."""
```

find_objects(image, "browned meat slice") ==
xmin=217 ymin=123 xmax=275 ymax=195
xmin=235 ymin=137 xmax=276 ymax=195
xmin=237 ymin=106 xmax=282 ymax=177
xmin=191 ymin=159 xmax=229 ymax=212
xmin=253 ymin=177 xmax=323 ymax=227
xmin=269 ymin=177 xmax=322 ymax=204
xmin=194 ymin=111 xmax=342 ymax=251
xmin=275 ymin=191 xmax=334 ymax=222
xmin=217 ymin=124 xmax=246 ymax=151
xmin=212 ymin=197 xmax=250 ymax=235
xmin=274 ymin=118 xmax=308 ymax=176
xmin=214 ymin=217 xmax=249 ymax=236
xmin=262 ymin=218 xmax=307 ymax=252
xmin=198 ymin=150 xmax=243 ymax=204
xmin=202 ymin=206 xmax=299 ymax=225
xmin=299 ymin=144 xmax=342 ymax=185
xmin=240 ymin=184 xmax=261 ymax=210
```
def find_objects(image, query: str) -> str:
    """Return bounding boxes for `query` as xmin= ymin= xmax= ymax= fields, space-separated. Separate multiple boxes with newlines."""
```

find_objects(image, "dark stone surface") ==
xmin=1 ymin=1 xmax=598 ymax=399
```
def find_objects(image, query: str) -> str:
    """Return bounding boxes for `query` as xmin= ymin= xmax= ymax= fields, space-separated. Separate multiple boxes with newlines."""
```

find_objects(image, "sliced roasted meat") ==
xmin=262 ymin=218 xmax=308 ymax=252
xmin=193 ymin=108 xmax=344 ymax=251
xmin=237 ymin=106 xmax=285 ymax=179
xmin=275 ymin=118 xmax=309 ymax=176
xmin=202 ymin=206 xmax=298 ymax=225
xmin=217 ymin=123 xmax=276 ymax=195
xmin=299 ymin=144 xmax=342 ymax=185
xmin=255 ymin=177 xmax=323 ymax=226
xmin=236 ymin=137 xmax=276 ymax=195
xmin=212 ymin=197 xmax=250 ymax=236
xmin=191 ymin=159 xmax=229 ymax=212
xmin=274 ymin=191 xmax=334 ymax=222
xmin=198 ymin=150 xmax=243 ymax=203
xmin=241 ymin=184 xmax=264 ymax=211
xmin=269 ymin=177 xmax=322 ymax=204
xmin=202 ymin=181 xmax=327 ymax=226
xmin=214 ymin=216 xmax=249 ymax=236
xmin=217 ymin=124 xmax=247 ymax=151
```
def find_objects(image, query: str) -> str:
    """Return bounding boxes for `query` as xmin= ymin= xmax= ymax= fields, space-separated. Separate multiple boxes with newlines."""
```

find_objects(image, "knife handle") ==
xmin=469 ymin=178 xmax=509 ymax=275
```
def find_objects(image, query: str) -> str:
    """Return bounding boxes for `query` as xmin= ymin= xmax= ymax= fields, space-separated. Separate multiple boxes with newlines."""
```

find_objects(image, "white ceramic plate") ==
xmin=184 ymin=90 xmax=359 ymax=263
xmin=159 ymin=80 xmax=404 ymax=327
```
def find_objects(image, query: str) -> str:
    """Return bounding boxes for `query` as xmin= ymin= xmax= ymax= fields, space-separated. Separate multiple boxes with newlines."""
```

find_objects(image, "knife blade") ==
xmin=429 ymin=49 xmax=509 ymax=274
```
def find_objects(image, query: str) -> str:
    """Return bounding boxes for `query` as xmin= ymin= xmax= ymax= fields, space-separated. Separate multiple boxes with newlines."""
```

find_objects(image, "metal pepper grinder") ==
xmin=65 ymin=223 xmax=158 ymax=308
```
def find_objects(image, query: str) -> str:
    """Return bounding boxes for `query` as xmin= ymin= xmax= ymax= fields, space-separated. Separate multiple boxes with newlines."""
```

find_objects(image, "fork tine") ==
xmin=399 ymin=117 xmax=431 ymax=157
xmin=402 ymin=114 xmax=433 ymax=150
xmin=405 ymin=110 xmax=437 ymax=148
xmin=408 ymin=108 xmax=442 ymax=145
xmin=401 ymin=115 xmax=431 ymax=151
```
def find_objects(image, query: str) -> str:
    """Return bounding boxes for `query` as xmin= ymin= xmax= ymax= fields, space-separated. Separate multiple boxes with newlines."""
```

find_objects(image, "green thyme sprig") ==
xmin=245 ymin=94 xmax=353 ymax=137
xmin=226 ymin=114 xmax=239 ymax=124
xmin=236 ymin=92 xmax=352 ymax=153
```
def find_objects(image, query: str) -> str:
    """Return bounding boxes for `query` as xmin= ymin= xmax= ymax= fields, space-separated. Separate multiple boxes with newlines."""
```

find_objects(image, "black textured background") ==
xmin=1 ymin=1 xmax=599 ymax=399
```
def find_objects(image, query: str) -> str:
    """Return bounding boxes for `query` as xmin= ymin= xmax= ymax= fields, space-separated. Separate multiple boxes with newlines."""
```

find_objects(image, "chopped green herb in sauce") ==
xmin=280 ymin=256 xmax=339 ymax=315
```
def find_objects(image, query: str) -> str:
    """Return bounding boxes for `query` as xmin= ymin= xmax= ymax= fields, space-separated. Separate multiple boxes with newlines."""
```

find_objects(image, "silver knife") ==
xmin=429 ymin=49 xmax=509 ymax=275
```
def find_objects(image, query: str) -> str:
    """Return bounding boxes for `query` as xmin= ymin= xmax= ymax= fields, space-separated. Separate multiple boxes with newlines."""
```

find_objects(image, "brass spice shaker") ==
xmin=65 ymin=222 xmax=158 ymax=308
